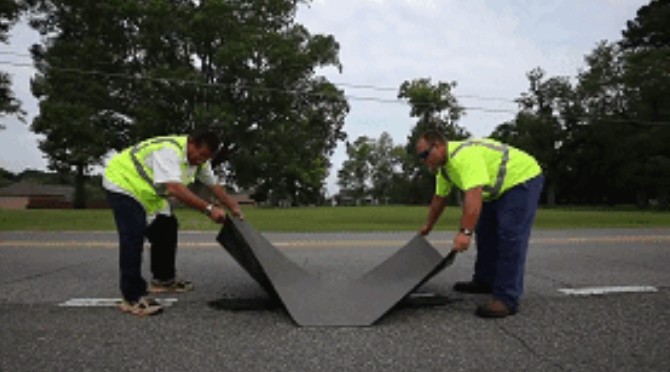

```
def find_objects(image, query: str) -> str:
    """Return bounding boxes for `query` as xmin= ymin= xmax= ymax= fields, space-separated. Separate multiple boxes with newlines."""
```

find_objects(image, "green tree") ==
xmin=572 ymin=1 xmax=670 ymax=208
xmin=398 ymin=78 xmax=467 ymax=139
xmin=384 ymin=143 xmax=420 ymax=204
xmin=188 ymin=0 xmax=348 ymax=205
xmin=398 ymin=78 xmax=469 ymax=204
xmin=619 ymin=0 xmax=670 ymax=208
xmin=369 ymin=132 xmax=397 ymax=203
xmin=492 ymin=68 xmax=582 ymax=206
xmin=337 ymin=132 xmax=421 ymax=205
xmin=29 ymin=0 xmax=139 ymax=208
xmin=490 ymin=1 xmax=670 ymax=208
xmin=337 ymin=136 xmax=374 ymax=202
xmin=0 ymin=0 xmax=24 ymax=128
xmin=621 ymin=0 xmax=670 ymax=49
xmin=27 ymin=0 xmax=348 ymax=207
xmin=0 ymin=167 xmax=17 ymax=187
xmin=573 ymin=42 xmax=636 ymax=205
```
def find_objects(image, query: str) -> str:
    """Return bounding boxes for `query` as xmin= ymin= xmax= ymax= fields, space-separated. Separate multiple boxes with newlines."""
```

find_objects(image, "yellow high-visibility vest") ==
xmin=104 ymin=135 xmax=200 ymax=214
xmin=435 ymin=138 xmax=542 ymax=201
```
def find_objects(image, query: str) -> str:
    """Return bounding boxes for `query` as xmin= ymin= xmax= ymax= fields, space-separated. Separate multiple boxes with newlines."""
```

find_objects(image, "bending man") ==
xmin=416 ymin=130 xmax=543 ymax=318
xmin=103 ymin=130 xmax=243 ymax=316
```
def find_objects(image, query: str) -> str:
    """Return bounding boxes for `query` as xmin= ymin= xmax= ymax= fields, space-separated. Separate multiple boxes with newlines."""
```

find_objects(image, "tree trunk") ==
xmin=657 ymin=187 xmax=668 ymax=210
xmin=73 ymin=164 xmax=87 ymax=209
xmin=546 ymin=181 xmax=556 ymax=207
xmin=636 ymin=190 xmax=649 ymax=209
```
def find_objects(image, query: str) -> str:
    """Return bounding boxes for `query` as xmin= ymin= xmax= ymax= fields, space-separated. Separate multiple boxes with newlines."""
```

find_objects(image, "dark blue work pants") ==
xmin=473 ymin=175 xmax=544 ymax=311
xmin=106 ymin=191 xmax=179 ymax=302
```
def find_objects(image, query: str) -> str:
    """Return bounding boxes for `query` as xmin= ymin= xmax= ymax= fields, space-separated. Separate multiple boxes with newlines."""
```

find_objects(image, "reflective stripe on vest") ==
xmin=448 ymin=140 xmax=510 ymax=199
xmin=104 ymin=135 xmax=199 ymax=214
xmin=130 ymin=137 xmax=182 ymax=197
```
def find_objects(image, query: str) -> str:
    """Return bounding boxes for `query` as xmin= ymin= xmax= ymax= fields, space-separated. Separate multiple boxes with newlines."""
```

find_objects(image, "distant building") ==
xmin=227 ymin=193 xmax=256 ymax=206
xmin=0 ymin=181 xmax=257 ymax=209
xmin=0 ymin=181 xmax=74 ymax=209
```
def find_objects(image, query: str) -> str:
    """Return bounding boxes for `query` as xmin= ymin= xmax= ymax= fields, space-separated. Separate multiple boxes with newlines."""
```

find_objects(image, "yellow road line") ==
xmin=0 ymin=241 xmax=215 ymax=248
xmin=534 ymin=236 xmax=670 ymax=244
xmin=1 ymin=235 xmax=670 ymax=249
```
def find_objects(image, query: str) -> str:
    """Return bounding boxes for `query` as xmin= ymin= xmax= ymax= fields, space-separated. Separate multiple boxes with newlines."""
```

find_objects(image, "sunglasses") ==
xmin=418 ymin=145 xmax=433 ymax=160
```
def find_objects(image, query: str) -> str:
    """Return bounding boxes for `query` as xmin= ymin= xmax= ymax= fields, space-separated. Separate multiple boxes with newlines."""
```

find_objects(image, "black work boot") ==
xmin=475 ymin=299 xmax=517 ymax=318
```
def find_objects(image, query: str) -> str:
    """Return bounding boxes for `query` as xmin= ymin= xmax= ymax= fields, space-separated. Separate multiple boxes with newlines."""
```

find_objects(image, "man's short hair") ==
xmin=189 ymin=130 xmax=221 ymax=153
xmin=420 ymin=130 xmax=446 ymax=145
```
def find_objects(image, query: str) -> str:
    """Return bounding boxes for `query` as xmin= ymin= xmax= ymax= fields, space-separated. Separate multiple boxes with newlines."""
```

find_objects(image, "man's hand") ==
xmin=230 ymin=206 xmax=244 ymax=220
xmin=209 ymin=184 xmax=245 ymax=220
xmin=453 ymin=232 xmax=472 ymax=252
xmin=208 ymin=206 xmax=227 ymax=223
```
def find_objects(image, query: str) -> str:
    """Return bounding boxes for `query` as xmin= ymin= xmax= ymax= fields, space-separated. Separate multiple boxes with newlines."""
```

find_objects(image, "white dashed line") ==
xmin=59 ymin=298 xmax=178 ymax=307
xmin=558 ymin=286 xmax=658 ymax=296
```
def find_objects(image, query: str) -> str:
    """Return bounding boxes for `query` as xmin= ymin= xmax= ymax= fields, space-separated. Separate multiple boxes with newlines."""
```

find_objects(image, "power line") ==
xmin=0 ymin=60 xmax=520 ymax=114
xmin=0 ymin=51 xmax=31 ymax=56
xmin=0 ymin=52 xmax=519 ymax=104
xmin=328 ymin=80 xmax=517 ymax=104
xmin=0 ymin=60 xmax=667 ymax=127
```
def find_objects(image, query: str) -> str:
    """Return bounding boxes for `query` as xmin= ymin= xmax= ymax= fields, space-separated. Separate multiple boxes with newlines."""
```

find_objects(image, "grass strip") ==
xmin=1 ymin=206 xmax=669 ymax=232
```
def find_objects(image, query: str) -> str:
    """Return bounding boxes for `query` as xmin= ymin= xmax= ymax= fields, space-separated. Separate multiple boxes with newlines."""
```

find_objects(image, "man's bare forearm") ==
xmin=209 ymin=184 xmax=239 ymax=211
xmin=165 ymin=182 xmax=210 ymax=213
xmin=460 ymin=187 xmax=483 ymax=231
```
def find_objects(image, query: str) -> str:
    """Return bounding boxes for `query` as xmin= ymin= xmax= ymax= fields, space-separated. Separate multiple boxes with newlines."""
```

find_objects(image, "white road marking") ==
xmin=558 ymin=286 xmax=658 ymax=296
xmin=59 ymin=298 xmax=178 ymax=307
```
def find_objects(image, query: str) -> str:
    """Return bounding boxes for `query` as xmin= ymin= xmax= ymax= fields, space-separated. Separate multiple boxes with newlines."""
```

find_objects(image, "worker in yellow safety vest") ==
xmin=416 ymin=130 xmax=544 ymax=318
xmin=103 ymin=130 xmax=244 ymax=316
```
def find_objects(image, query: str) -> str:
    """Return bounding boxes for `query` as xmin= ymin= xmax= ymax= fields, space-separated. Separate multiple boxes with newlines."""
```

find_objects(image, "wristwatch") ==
xmin=205 ymin=204 xmax=214 ymax=216
xmin=459 ymin=227 xmax=474 ymax=237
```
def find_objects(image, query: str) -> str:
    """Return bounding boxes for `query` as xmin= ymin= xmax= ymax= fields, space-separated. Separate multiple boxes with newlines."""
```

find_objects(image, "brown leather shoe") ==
xmin=453 ymin=280 xmax=492 ymax=294
xmin=475 ymin=299 xmax=517 ymax=318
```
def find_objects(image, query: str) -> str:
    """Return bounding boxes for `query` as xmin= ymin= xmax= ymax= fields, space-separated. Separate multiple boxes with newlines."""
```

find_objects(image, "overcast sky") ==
xmin=0 ymin=0 xmax=647 ymax=194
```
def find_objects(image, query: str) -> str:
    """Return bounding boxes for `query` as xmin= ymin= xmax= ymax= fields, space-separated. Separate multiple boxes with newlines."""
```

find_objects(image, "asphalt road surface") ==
xmin=1 ymin=228 xmax=669 ymax=372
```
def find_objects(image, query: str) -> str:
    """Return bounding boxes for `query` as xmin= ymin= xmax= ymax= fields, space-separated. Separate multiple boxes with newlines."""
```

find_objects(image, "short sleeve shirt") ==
xmin=435 ymin=143 xmax=489 ymax=197
xmin=435 ymin=139 xmax=542 ymax=201
xmin=148 ymin=147 xmax=217 ymax=186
